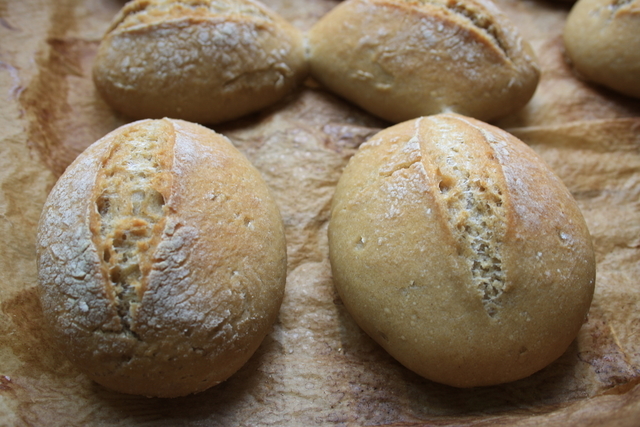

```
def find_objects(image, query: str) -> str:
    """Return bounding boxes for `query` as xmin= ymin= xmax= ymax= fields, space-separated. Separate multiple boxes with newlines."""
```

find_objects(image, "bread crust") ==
xmin=36 ymin=118 xmax=287 ymax=397
xmin=328 ymin=113 xmax=595 ymax=387
xmin=93 ymin=0 xmax=308 ymax=124
xmin=307 ymin=0 xmax=540 ymax=123
xmin=564 ymin=0 xmax=640 ymax=99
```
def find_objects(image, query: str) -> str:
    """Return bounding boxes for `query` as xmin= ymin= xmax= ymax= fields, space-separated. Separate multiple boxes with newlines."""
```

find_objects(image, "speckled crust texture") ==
xmin=563 ymin=0 xmax=640 ymax=99
xmin=307 ymin=0 xmax=540 ymax=123
xmin=36 ymin=118 xmax=287 ymax=398
xmin=92 ymin=0 xmax=308 ymax=124
xmin=3 ymin=0 xmax=640 ymax=423
xmin=328 ymin=113 xmax=596 ymax=387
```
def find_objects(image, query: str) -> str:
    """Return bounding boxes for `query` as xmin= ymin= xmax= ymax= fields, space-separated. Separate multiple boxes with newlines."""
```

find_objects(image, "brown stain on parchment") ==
xmin=577 ymin=316 xmax=640 ymax=390
xmin=0 ymin=288 xmax=58 ymax=372
xmin=0 ymin=287 xmax=88 ymax=426
xmin=5 ymin=0 xmax=640 ymax=424
xmin=19 ymin=0 xmax=126 ymax=178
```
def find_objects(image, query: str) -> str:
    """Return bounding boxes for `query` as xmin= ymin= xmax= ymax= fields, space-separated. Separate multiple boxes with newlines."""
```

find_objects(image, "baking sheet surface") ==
xmin=1 ymin=0 xmax=639 ymax=425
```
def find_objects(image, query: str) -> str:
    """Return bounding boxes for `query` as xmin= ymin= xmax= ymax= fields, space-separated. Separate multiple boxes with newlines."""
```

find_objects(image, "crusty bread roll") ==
xmin=564 ymin=0 xmax=640 ymax=99
xmin=307 ymin=0 xmax=540 ymax=123
xmin=328 ymin=113 xmax=596 ymax=387
xmin=93 ymin=0 xmax=308 ymax=124
xmin=36 ymin=118 xmax=287 ymax=397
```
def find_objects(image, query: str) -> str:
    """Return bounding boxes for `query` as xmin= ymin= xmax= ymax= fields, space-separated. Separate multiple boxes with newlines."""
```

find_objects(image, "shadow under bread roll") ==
xmin=93 ymin=0 xmax=308 ymax=124
xmin=307 ymin=0 xmax=540 ymax=124
xmin=328 ymin=113 xmax=595 ymax=387
xmin=36 ymin=118 xmax=287 ymax=398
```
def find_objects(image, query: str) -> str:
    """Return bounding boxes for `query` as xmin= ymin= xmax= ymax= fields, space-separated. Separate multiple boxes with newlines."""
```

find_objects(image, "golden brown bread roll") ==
xmin=328 ymin=113 xmax=596 ymax=387
xmin=36 ymin=118 xmax=287 ymax=397
xmin=93 ymin=0 xmax=308 ymax=124
xmin=563 ymin=0 xmax=640 ymax=99
xmin=307 ymin=0 xmax=540 ymax=123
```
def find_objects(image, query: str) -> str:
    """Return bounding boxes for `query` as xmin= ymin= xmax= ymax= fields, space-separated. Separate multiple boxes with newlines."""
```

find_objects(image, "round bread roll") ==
xmin=36 ymin=118 xmax=287 ymax=397
xmin=564 ymin=0 xmax=640 ymax=99
xmin=328 ymin=113 xmax=595 ymax=388
xmin=307 ymin=0 xmax=540 ymax=123
xmin=92 ymin=0 xmax=308 ymax=124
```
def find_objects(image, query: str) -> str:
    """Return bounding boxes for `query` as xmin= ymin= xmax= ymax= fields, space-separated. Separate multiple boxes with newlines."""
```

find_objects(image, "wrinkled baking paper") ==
xmin=0 ymin=0 xmax=639 ymax=425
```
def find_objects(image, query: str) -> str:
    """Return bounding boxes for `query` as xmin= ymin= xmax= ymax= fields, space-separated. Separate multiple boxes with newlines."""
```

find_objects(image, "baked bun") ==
xmin=328 ymin=113 xmax=595 ymax=387
xmin=36 ymin=118 xmax=287 ymax=397
xmin=93 ymin=0 xmax=308 ymax=124
xmin=307 ymin=0 xmax=540 ymax=123
xmin=564 ymin=0 xmax=640 ymax=99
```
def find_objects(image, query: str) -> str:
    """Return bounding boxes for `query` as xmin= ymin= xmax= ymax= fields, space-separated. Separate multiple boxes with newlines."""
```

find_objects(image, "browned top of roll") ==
xmin=328 ymin=113 xmax=595 ymax=387
xmin=307 ymin=0 xmax=540 ymax=123
xmin=37 ymin=118 xmax=287 ymax=397
xmin=93 ymin=0 xmax=308 ymax=124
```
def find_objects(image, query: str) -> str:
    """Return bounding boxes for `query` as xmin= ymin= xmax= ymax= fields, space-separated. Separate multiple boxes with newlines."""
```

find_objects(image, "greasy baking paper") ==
xmin=0 ymin=0 xmax=639 ymax=425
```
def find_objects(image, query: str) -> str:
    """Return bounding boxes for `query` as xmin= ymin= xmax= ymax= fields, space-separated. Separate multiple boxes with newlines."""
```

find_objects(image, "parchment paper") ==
xmin=1 ymin=0 xmax=639 ymax=425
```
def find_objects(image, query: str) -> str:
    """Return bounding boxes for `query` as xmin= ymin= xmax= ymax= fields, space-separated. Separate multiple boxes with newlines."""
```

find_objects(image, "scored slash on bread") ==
xmin=93 ymin=0 xmax=308 ymax=124
xmin=307 ymin=0 xmax=541 ymax=123
xmin=36 ymin=119 xmax=287 ymax=397
xmin=328 ymin=113 xmax=595 ymax=388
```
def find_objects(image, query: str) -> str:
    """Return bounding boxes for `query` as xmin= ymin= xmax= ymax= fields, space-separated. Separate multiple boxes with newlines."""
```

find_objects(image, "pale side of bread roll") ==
xmin=328 ymin=113 xmax=596 ymax=387
xmin=93 ymin=0 xmax=308 ymax=124
xmin=564 ymin=0 xmax=640 ymax=99
xmin=36 ymin=119 xmax=287 ymax=397
xmin=307 ymin=0 xmax=540 ymax=123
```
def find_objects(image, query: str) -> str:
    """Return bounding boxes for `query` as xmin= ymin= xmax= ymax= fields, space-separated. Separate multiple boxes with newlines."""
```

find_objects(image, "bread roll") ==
xmin=328 ymin=113 xmax=595 ymax=387
xmin=564 ymin=0 xmax=640 ymax=99
xmin=93 ymin=0 xmax=308 ymax=124
xmin=36 ymin=118 xmax=287 ymax=397
xmin=307 ymin=0 xmax=540 ymax=123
